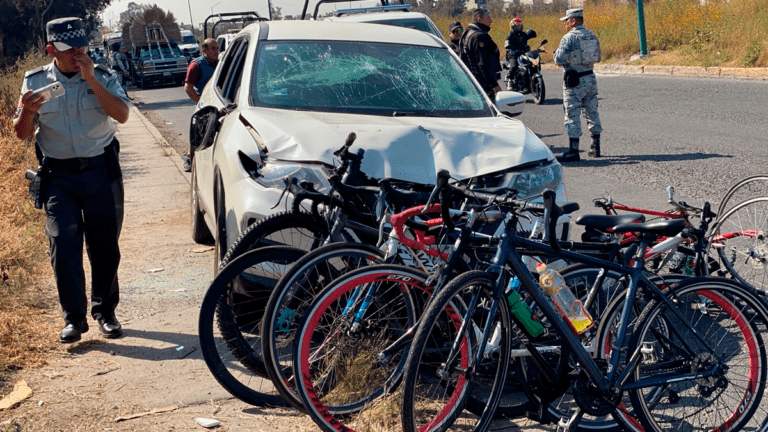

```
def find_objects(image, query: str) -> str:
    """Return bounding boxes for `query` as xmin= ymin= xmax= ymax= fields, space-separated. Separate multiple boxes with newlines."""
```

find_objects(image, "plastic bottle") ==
xmin=506 ymin=275 xmax=545 ymax=338
xmin=537 ymin=263 xmax=594 ymax=334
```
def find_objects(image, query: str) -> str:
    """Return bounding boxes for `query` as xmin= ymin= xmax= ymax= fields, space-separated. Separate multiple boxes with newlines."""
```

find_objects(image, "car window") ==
xmin=222 ymin=38 xmax=248 ymax=102
xmin=182 ymin=35 xmax=197 ymax=44
xmin=250 ymin=41 xmax=490 ymax=117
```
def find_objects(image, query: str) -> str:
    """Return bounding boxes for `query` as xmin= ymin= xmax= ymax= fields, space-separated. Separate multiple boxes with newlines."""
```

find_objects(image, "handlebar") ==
xmin=431 ymin=169 xmax=578 ymax=251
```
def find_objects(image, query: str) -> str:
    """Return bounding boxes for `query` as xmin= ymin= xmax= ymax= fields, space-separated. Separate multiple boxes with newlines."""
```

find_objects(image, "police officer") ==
xmin=553 ymin=8 xmax=603 ymax=162
xmin=504 ymin=17 xmax=537 ymax=91
xmin=183 ymin=38 xmax=219 ymax=171
xmin=13 ymin=17 xmax=131 ymax=343
xmin=447 ymin=21 xmax=463 ymax=56
xmin=109 ymin=42 xmax=130 ymax=90
xmin=460 ymin=8 xmax=502 ymax=101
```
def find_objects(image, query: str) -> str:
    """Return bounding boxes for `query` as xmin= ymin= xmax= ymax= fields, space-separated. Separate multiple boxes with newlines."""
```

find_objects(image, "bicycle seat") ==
xmin=611 ymin=218 xmax=687 ymax=237
xmin=575 ymin=213 xmax=645 ymax=231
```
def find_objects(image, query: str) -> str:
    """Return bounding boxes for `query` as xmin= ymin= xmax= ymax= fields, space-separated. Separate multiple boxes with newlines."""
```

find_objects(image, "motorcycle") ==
xmin=503 ymin=39 xmax=547 ymax=105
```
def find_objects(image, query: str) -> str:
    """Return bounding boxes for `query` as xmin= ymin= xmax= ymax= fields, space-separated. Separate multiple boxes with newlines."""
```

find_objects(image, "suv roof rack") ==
xmin=332 ymin=4 xmax=412 ymax=16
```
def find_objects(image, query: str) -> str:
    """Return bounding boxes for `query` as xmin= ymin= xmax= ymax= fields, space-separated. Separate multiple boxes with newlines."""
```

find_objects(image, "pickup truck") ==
xmin=130 ymin=42 xmax=188 ymax=88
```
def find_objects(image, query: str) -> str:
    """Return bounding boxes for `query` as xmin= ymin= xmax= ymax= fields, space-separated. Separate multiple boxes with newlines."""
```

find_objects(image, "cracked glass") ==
xmin=251 ymin=41 xmax=492 ymax=117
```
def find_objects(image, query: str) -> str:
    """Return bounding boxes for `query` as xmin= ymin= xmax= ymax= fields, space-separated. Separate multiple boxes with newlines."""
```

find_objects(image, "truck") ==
xmin=178 ymin=30 xmax=200 ymax=62
xmin=122 ymin=6 xmax=188 ymax=89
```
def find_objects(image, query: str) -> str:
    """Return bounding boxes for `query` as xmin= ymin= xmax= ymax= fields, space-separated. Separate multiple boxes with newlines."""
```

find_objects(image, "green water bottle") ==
xmin=507 ymin=276 xmax=545 ymax=338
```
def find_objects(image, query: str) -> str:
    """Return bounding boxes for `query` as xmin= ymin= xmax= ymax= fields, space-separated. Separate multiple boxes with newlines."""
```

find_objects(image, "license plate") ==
xmin=163 ymin=72 xmax=171 ymax=76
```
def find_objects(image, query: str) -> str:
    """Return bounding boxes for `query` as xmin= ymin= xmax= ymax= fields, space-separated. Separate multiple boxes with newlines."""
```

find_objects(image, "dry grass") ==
xmin=430 ymin=0 xmax=768 ymax=67
xmin=0 ymin=49 xmax=60 ymax=397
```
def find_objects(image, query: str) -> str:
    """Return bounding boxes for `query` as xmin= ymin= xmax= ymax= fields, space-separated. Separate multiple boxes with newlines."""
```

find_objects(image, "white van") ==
xmin=179 ymin=30 xmax=200 ymax=60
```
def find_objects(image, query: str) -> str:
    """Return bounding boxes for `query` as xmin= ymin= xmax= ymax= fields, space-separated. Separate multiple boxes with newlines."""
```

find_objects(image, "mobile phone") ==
xmin=30 ymin=82 xmax=65 ymax=102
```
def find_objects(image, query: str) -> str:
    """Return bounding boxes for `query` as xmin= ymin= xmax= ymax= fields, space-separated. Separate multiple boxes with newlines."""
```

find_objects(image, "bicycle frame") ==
xmin=470 ymin=222 xmax=727 ymax=398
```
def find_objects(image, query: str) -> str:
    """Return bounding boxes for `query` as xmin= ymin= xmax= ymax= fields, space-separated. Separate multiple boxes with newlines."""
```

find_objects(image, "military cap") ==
xmin=560 ymin=8 xmax=584 ymax=21
xmin=449 ymin=21 xmax=463 ymax=33
xmin=47 ymin=17 xmax=89 ymax=51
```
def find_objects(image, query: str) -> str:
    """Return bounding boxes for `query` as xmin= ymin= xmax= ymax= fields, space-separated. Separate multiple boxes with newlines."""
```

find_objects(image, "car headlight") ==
xmin=254 ymin=160 xmax=332 ymax=194
xmin=508 ymin=164 xmax=562 ymax=198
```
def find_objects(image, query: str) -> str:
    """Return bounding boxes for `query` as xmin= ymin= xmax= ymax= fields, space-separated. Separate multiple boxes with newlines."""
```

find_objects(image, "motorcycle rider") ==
xmin=505 ymin=17 xmax=537 ymax=91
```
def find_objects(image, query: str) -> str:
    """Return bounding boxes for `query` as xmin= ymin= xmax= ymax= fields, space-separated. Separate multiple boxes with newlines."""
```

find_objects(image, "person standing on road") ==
xmin=109 ymin=42 xmax=131 ymax=92
xmin=182 ymin=38 xmax=219 ymax=172
xmin=447 ymin=21 xmax=463 ymax=56
xmin=13 ymin=17 xmax=131 ymax=344
xmin=553 ymin=8 xmax=603 ymax=163
xmin=459 ymin=8 xmax=502 ymax=101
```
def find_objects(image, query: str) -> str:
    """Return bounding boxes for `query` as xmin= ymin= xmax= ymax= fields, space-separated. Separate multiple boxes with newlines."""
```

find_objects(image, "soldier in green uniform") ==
xmin=553 ymin=8 xmax=603 ymax=162
xmin=13 ymin=17 xmax=131 ymax=343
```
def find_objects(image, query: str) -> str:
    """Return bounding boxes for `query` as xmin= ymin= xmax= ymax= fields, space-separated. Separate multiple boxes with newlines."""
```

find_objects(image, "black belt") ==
xmin=46 ymin=152 xmax=107 ymax=172
xmin=575 ymin=70 xmax=594 ymax=78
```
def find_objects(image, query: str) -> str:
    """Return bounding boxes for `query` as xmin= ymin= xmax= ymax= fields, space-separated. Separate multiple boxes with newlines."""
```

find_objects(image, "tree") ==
xmin=271 ymin=5 xmax=283 ymax=20
xmin=0 ymin=0 xmax=112 ymax=67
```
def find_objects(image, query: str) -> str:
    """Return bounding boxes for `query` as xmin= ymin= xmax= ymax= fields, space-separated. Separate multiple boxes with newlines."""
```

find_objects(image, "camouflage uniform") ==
xmin=553 ymin=24 xmax=602 ymax=139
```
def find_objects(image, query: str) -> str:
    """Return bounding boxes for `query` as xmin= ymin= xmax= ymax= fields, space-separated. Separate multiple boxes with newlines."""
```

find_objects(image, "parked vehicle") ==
xmin=504 ymin=39 xmax=548 ymax=104
xmin=122 ymin=5 xmax=187 ymax=88
xmin=322 ymin=3 xmax=442 ymax=39
xmin=178 ymin=30 xmax=200 ymax=62
xmin=189 ymin=20 xmax=562 ymax=263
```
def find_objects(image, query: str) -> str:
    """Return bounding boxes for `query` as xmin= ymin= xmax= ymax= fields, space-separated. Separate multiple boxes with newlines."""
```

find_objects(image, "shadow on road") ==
xmin=551 ymin=152 xmax=732 ymax=167
xmin=68 ymin=328 xmax=202 ymax=362
xmin=135 ymin=99 xmax=195 ymax=110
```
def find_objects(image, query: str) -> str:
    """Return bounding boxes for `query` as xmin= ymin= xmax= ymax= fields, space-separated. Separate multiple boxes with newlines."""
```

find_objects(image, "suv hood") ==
xmin=241 ymin=109 xmax=553 ymax=184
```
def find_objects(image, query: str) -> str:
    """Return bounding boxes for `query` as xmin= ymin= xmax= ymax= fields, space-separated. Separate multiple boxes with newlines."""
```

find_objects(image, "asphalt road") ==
xmin=131 ymin=71 xmax=768 ymax=213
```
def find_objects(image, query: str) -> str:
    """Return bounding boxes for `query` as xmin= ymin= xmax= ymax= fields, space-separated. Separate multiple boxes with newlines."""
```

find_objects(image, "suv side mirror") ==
xmin=495 ymin=91 xmax=525 ymax=117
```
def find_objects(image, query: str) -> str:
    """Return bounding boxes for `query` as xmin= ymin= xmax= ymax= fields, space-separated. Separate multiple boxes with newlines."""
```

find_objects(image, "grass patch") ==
xmin=425 ymin=0 xmax=768 ymax=67
xmin=0 ymin=49 xmax=60 ymax=398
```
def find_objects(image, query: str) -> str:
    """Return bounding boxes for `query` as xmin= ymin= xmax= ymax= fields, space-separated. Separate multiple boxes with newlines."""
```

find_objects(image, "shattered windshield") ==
xmin=251 ymin=41 xmax=491 ymax=117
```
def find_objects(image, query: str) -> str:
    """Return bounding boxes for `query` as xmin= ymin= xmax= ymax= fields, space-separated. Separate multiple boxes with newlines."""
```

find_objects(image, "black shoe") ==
xmin=557 ymin=150 xmax=581 ymax=163
xmin=182 ymin=156 xmax=192 ymax=173
xmin=60 ymin=320 xmax=89 ymax=344
xmin=97 ymin=317 xmax=123 ymax=338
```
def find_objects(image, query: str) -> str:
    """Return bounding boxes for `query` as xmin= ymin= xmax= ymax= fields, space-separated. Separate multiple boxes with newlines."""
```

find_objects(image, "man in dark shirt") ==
xmin=459 ymin=8 xmax=502 ymax=101
xmin=504 ymin=17 xmax=537 ymax=90
xmin=183 ymin=38 xmax=219 ymax=171
xmin=447 ymin=21 xmax=462 ymax=56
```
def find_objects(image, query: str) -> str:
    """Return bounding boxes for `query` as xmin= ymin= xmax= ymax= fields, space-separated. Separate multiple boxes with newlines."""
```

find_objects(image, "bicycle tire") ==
xmin=717 ymin=174 xmax=768 ymax=218
xmin=261 ymin=242 xmax=386 ymax=411
xmin=401 ymin=270 xmax=511 ymax=432
xmin=219 ymin=210 xmax=329 ymax=269
xmin=293 ymin=265 xmax=427 ymax=432
xmin=627 ymin=277 xmax=768 ymax=432
xmin=198 ymin=246 xmax=305 ymax=406
xmin=712 ymin=196 xmax=768 ymax=292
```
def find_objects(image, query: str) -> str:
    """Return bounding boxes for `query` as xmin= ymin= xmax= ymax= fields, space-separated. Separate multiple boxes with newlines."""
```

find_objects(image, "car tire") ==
xmin=191 ymin=157 xmax=214 ymax=245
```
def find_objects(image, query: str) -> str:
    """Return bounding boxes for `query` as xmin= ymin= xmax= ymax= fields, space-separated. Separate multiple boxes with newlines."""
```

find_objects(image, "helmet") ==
xmin=510 ymin=17 xmax=523 ymax=32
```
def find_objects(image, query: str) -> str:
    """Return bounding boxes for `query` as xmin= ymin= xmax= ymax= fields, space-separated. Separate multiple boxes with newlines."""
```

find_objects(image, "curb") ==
xmin=542 ymin=63 xmax=768 ymax=80
xmin=128 ymin=105 xmax=190 ymax=184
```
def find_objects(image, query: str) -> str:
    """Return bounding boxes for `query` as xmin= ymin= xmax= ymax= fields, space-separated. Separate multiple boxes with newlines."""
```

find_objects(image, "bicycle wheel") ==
xmin=198 ymin=246 xmax=305 ymax=406
xmin=712 ymin=196 xmax=768 ymax=292
xmin=293 ymin=265 xmax=426 ymax=432
xmin=261 ymin=242 xmax=386 ymax=411
xmin=220 ymin=210 xmax=330 ymax=268
xmin=717 ymin=174 xmax=768 ymax=218
xmin=401 ymin=270 xmax=510 ymax=432
xmin=627 ymin=277 xmax=768 ymax=432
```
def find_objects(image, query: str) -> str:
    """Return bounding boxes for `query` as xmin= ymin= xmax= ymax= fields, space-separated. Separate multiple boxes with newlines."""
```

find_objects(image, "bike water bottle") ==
xmin=507 ymin=275 xmax=545 ymax=338
xmin=537 ymin=263 xmax=594 ymax=334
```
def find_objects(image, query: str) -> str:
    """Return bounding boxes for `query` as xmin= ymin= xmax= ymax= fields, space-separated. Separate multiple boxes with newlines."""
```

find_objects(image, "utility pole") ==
xmin=636 ymin=0 xmax=648 ymax=56
xmin=187 ymin=0 xmax=194 ymax=30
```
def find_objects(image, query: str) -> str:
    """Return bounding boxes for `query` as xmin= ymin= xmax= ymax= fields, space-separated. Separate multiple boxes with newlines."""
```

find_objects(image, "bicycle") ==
xmin=399 ymin=171 xmax=768 ymax=432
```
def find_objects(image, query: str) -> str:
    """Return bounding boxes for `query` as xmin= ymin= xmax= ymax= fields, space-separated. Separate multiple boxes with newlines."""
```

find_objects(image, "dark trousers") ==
xmin=44 ymin=162 xmax=124 ymax=324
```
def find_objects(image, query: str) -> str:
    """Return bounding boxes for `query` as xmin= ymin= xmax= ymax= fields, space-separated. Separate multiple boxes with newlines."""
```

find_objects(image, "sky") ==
xmin=99 ymin=0 xmax=378 ymax=30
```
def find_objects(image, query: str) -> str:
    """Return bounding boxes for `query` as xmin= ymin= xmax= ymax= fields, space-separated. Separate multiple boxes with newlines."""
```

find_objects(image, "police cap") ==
xmin=47 ymin=17 xmax=89 ymax=51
